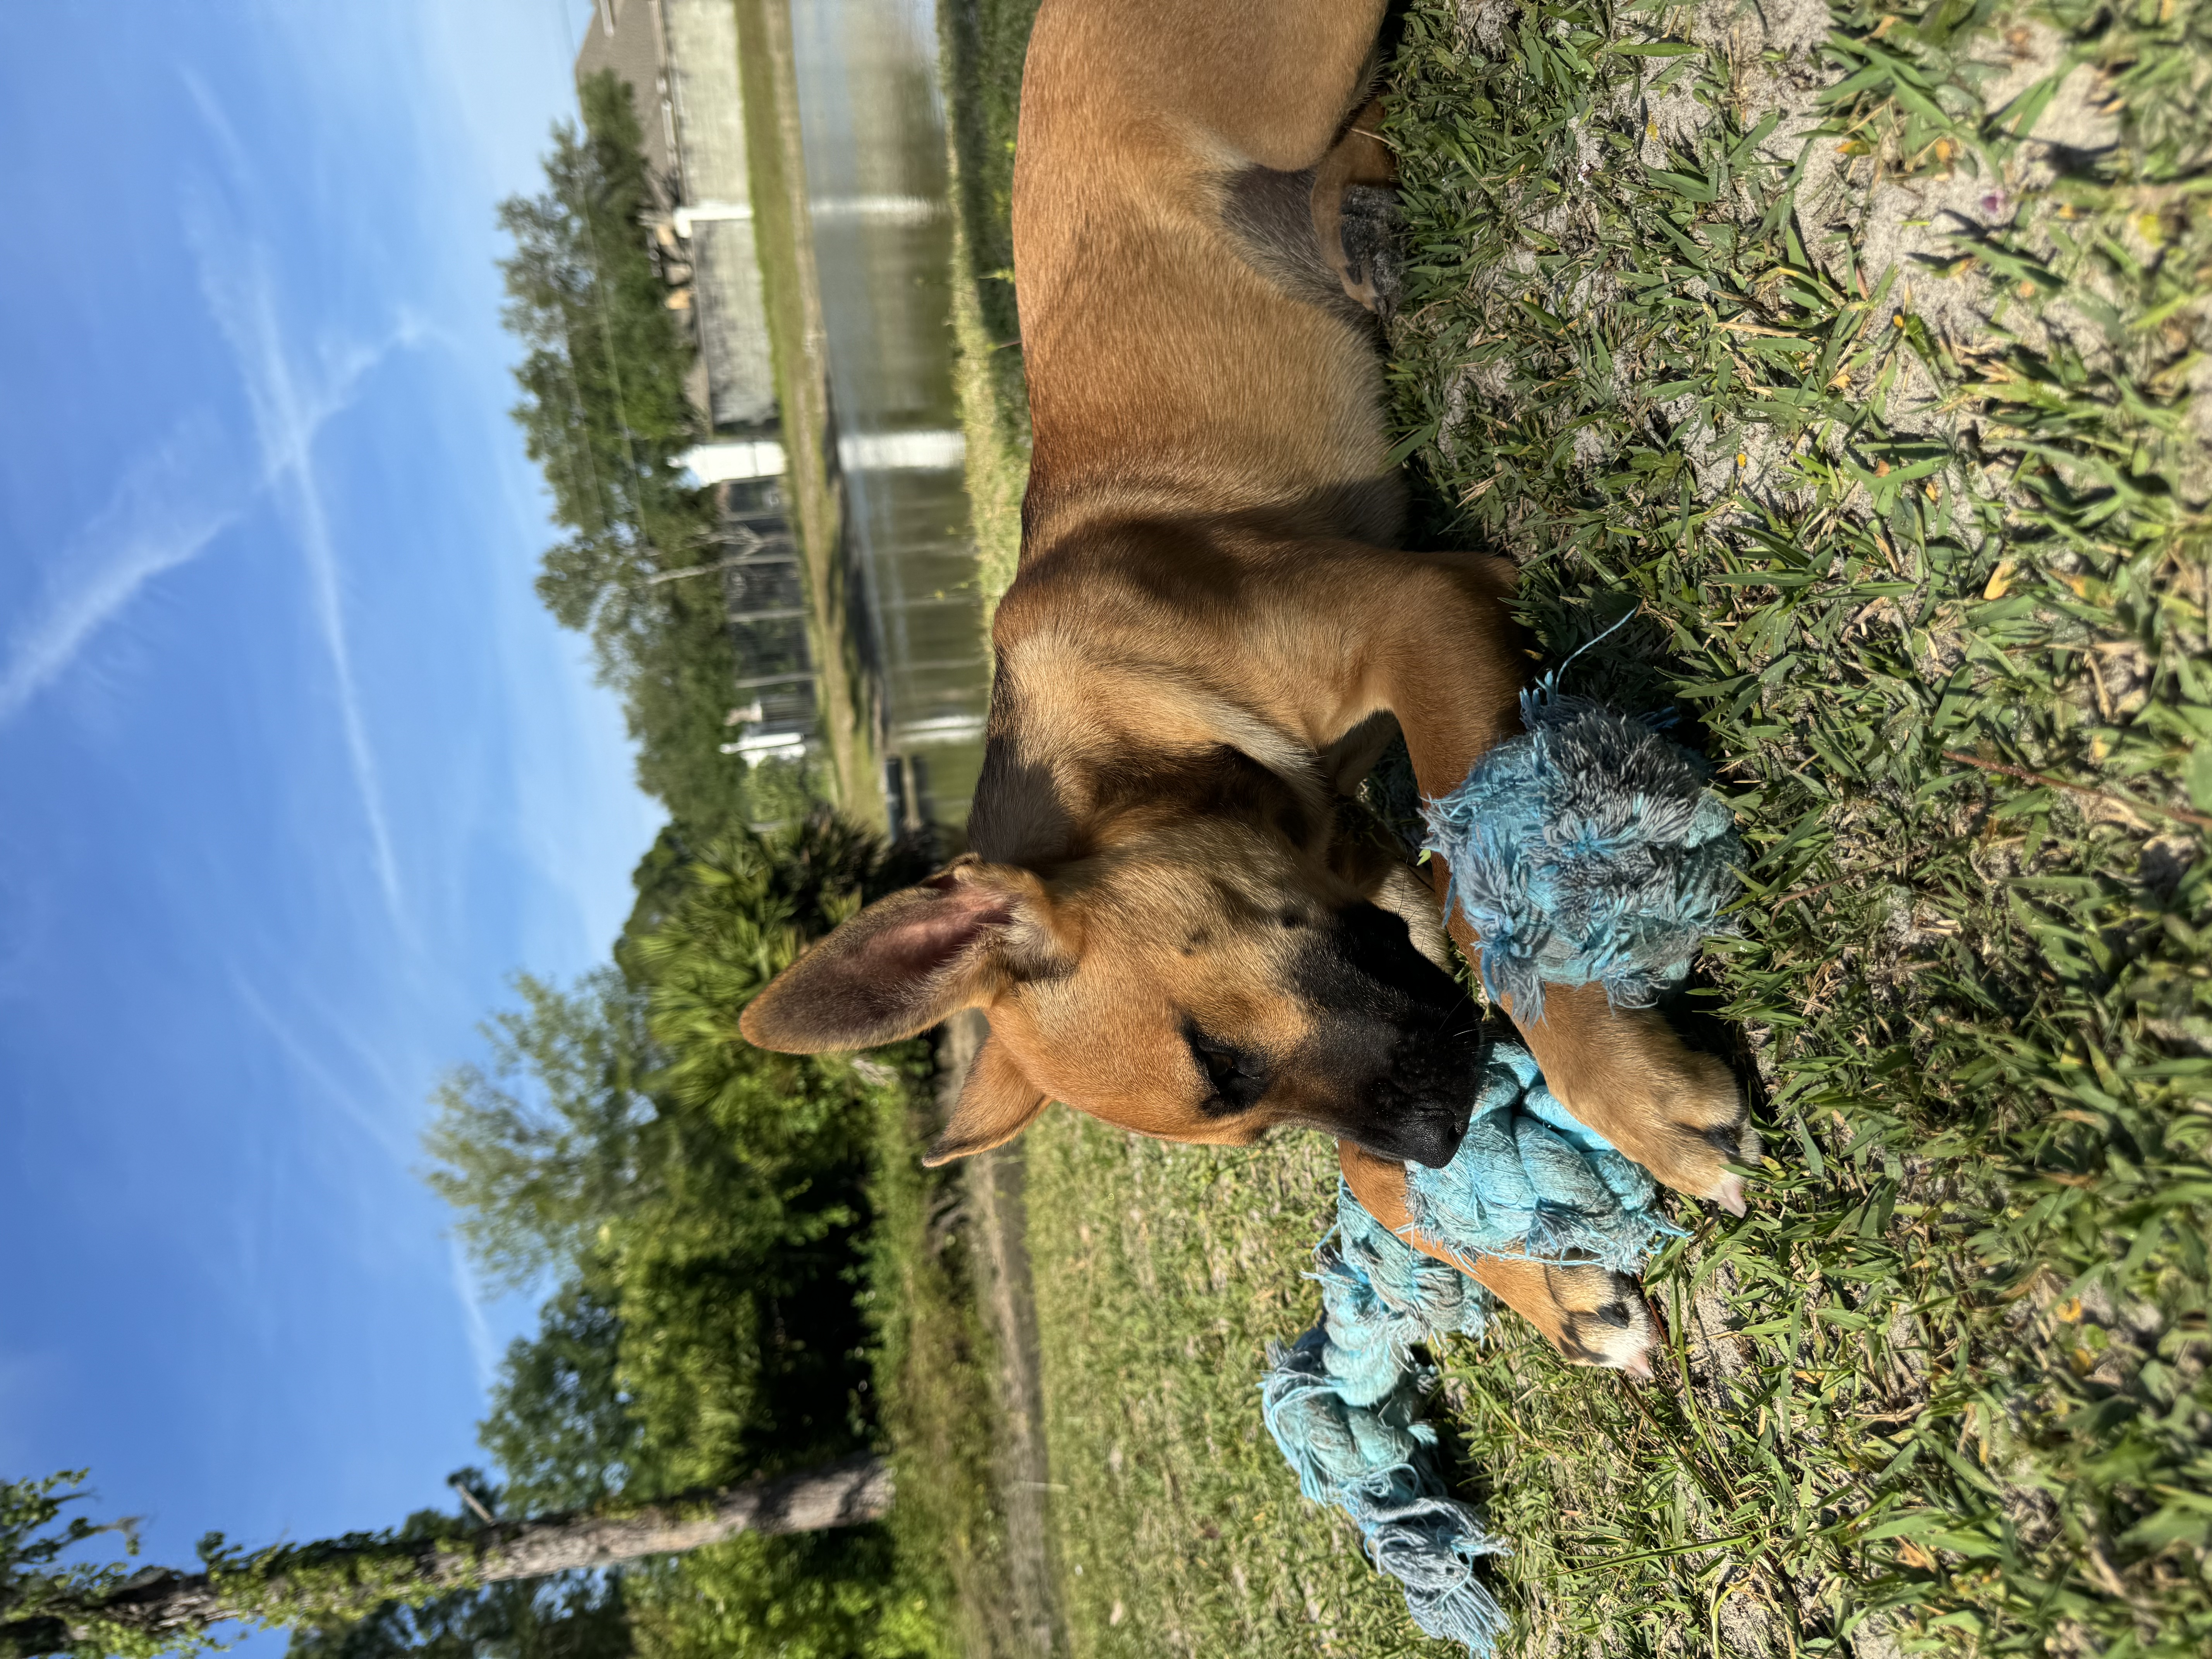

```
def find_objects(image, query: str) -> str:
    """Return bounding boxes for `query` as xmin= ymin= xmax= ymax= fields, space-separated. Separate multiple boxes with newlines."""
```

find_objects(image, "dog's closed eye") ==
xmin=1181 ymin=1016 xmax=1270 ymax=1115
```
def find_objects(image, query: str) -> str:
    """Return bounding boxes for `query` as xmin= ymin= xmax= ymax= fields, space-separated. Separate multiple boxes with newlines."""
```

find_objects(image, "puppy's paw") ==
xmin=1337 ymin=183 xmax=1402 ymax=318
xmin=1615 ymin=1027 xmax=1756 ymax=1213
xmin=1540 ymin=1004 xmax=1756 ymax=1214
xmin=1475 ymin=1257 xmax=1660 ymax=1378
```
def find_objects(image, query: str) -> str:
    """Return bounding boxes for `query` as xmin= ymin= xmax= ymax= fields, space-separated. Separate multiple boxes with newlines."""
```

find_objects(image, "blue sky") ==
xmin=0 ymin=0 xmax=654 ymax=1613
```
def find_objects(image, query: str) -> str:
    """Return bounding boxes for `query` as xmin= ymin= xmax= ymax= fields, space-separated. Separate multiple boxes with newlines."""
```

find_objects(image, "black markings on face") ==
xmin=1181 ymin=1015 xmax=1271 ymax=1117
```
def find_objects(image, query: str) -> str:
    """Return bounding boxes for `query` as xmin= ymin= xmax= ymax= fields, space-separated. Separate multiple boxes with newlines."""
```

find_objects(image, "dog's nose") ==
xmin=1405 ymin=1107 xmax=1468 ymax=1170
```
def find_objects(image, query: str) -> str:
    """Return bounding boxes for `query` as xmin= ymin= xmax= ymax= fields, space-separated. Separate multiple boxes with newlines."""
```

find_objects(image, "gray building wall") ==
xmin=664 ymin=0 xmax=777 ymax=430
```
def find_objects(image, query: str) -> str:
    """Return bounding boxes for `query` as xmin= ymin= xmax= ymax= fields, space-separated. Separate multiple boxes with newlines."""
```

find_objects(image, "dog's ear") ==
xmin=922 ymin=1035 xmax=1049 ymax=1166
xmin=739 ymin=858 xmax=1063 ymax=1053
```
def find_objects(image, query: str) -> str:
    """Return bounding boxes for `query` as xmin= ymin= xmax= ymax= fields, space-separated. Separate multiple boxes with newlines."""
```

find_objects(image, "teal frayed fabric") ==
xmin=1259 ymin=1037 xmax=1682 ymax=1656
xmin=1404 ymin=1037 xmax=1685 ymax=1274
xmin=1262 ymin=690 xmax=1742 ymax=1656
xmin=1421 ymin=690 xmax=1742 ymax=1022
xmin=1261 ymin=1183 xmax=1506 ymax=1652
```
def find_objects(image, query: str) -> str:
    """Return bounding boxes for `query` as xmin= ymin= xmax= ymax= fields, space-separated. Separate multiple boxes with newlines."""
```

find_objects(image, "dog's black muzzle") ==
xmin=1296 ymin=902 xmax=1487 ymax=1170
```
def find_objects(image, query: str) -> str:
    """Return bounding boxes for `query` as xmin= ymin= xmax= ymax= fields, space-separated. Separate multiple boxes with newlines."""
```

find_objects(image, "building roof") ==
xmin=573 ymin=0 xmax=674 ymax=187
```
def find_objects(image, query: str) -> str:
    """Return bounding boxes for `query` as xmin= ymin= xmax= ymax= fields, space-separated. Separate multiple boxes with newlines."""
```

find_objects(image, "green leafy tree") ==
xmin=400 ymin=817 xmax=942 ymax=1659
xmin=478 ymin=1288 xmax=662 ymax=1518
xmin=628 ymin=1534 xmax=943 ymax=1659
xmin=1 ymin=1474 xmax=143 ymax=1658
xmin=497 ymin=72 xmax=782 ymax=834
xmin=422 ymin=971 xmax=663 ymax=1295
xmin=499 ymin=71 xmax=706 ymax=670
xmin=433 ymin=817 xmax=925 ymax=1494
xmin=609 ymin=816 xmax=928 ymax=1486
xmin=285 ymin=1503 xmax=630 ymax=1659
xmin=634 ymin=814 xmax=911 ymax=1160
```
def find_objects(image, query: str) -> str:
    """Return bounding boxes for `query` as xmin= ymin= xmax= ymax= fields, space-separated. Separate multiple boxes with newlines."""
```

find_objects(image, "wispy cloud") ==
xmin=229 ymin=969 xmax=415 ymax=1166
xmin=0 ymin=426 xmax=237 ymax=728
xmin=189 ymin=208 xmax=413 ymax=924
xmin=447 ymin=1236 xmax=502 ymax=1389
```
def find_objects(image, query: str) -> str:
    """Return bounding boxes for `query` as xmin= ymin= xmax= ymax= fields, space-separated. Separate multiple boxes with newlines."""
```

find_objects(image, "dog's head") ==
xmin=740 ymin=746 xmax=1484 ymax=1168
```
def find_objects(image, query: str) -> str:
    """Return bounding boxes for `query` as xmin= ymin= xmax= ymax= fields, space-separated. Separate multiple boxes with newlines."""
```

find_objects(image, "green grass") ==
xmin=1024 ymin=1112 xmax=1469 ymax=1658
xmin=729 ymin=0 xmax=879 ymax=820
xmin=939 ymin=0 xmax=2212 ymax=1653
xmin=864 ymin=1073 xmax=1024 ymax=1659
xmin=937 ymin=0 xmax=1042 ymax=603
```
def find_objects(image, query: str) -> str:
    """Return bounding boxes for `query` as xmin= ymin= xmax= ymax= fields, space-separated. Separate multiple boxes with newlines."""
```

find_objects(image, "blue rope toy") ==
xmin=1261 ymin=691 xmax=1742 ymax=1655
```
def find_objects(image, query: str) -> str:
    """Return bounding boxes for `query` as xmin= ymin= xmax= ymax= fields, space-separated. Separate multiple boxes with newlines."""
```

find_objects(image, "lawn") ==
xmin=728 ymin=0 xmax=879 ymax=818
xmin=938 ymin=0 xmax=2211 ymax=1654
xmin=938 ymin=0 xmax=1041 ymax=602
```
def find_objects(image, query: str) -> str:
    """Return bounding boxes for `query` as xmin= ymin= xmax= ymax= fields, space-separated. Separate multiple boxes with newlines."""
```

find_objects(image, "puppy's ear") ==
xmin=922 ymin=1035 xmax=1049 ymax=1166
xmin=739 ymin=859 xmax=1062 ymax=1053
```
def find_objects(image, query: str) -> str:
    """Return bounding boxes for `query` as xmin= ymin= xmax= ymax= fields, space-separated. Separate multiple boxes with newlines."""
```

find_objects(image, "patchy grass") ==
xmin=864 ymin=1069 xmax=1024 ymax=1659
xmin=1023 ymin=1110 xmax=1465 ymax=1658
xmin=1381 ymin=0 xmax=2211 ymax=1651
xmin=943 ymin=0 xmax=2212 ymax=1653
xmin=937 ymin=0 xmax=1041 ymax=602
xmin=729 ymin=0 xmax=879 ymax=818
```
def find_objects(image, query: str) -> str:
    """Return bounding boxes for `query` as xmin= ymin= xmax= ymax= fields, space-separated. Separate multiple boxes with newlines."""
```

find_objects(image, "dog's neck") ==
xmin=969 ymin=603 xmax=1329 ymax=870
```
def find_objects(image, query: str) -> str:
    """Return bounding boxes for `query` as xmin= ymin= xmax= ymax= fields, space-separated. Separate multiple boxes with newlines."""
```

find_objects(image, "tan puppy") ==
xmin=743 ymin=0 xmax=1752 ymax=1371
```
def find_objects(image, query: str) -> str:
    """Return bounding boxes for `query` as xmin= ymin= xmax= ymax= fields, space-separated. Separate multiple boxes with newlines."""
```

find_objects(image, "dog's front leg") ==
xmin=1316 ymin=551 xmax=1754 ymax=1212
xmin=1338 ymin=1142 xmax=1656 ymax=1375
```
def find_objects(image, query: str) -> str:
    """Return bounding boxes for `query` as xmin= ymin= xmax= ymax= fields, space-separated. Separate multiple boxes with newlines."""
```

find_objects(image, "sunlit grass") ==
xmin=940 ymin=0 xmax=2211 ymax=1652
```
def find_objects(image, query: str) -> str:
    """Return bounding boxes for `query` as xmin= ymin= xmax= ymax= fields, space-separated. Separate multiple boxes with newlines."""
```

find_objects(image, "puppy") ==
xmin=743 ymin=0 xmax=1751 ymax=1371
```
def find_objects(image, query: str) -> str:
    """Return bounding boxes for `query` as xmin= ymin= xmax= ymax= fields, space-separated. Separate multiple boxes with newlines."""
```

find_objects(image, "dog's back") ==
xmin=1011 ymin=0 xmax=1403 ymax=554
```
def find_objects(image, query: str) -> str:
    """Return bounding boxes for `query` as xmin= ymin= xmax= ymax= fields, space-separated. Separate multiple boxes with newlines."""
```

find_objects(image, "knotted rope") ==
xmin=1261 ymin=1182 xmax=1503 ymax=1650
xmin=1424 ymin=689 xmax=1741 ymax=1022
xmin=1261 ymin=699 xmax=1741 ymax=1655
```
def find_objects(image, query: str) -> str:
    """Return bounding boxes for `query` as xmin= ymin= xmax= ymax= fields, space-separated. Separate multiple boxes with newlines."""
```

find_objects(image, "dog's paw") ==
xmin=1546 ymin=1262 xmax=1662 ymax=1378
xmin=1549 ymin=1008 xmax=1757 ymax=1214
xmin=1620 ymin=1025 xmax=1757 ymax=1214
xmin=1337 ymin=183 xmax=1402 ymax=319
xmin=1474 ymin=1255 xmax=1661 ymax=1378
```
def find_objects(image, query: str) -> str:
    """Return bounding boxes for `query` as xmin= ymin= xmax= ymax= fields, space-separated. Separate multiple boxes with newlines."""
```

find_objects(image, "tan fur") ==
xmin=742 ymin=0 xmax=1753 ymax=1369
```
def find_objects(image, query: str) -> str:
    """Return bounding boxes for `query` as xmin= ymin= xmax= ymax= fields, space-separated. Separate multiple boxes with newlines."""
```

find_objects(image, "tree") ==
xmin=0 ymin=1465 xmax=891 ymax=1659
xmin=478 ymin=1286 xmax=661 ymax=1519
xmin=499 ymin=72 xmax=705 ymax=670
xmin=633 ymin=814 xmax=916 ymax=1161
xmin=422 ymin=970 xmax=663 ymax=1294
xmin=497 ymin=73 xmax=781 ymax=835
xmin=392 ymin=817 xmax=941 ymax=1659
xmin=626 ymin=1532 xmax=942 ymax=1659
xmin=424 ymin=816 xmax=928 ymax=1506
xmin=285 ymin=1506 xmax=630 ymax=1659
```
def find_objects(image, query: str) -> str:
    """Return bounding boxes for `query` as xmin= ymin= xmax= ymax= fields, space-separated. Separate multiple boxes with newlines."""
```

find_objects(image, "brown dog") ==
xmin=742 ymin=0 xmax=1753 ymax=1372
